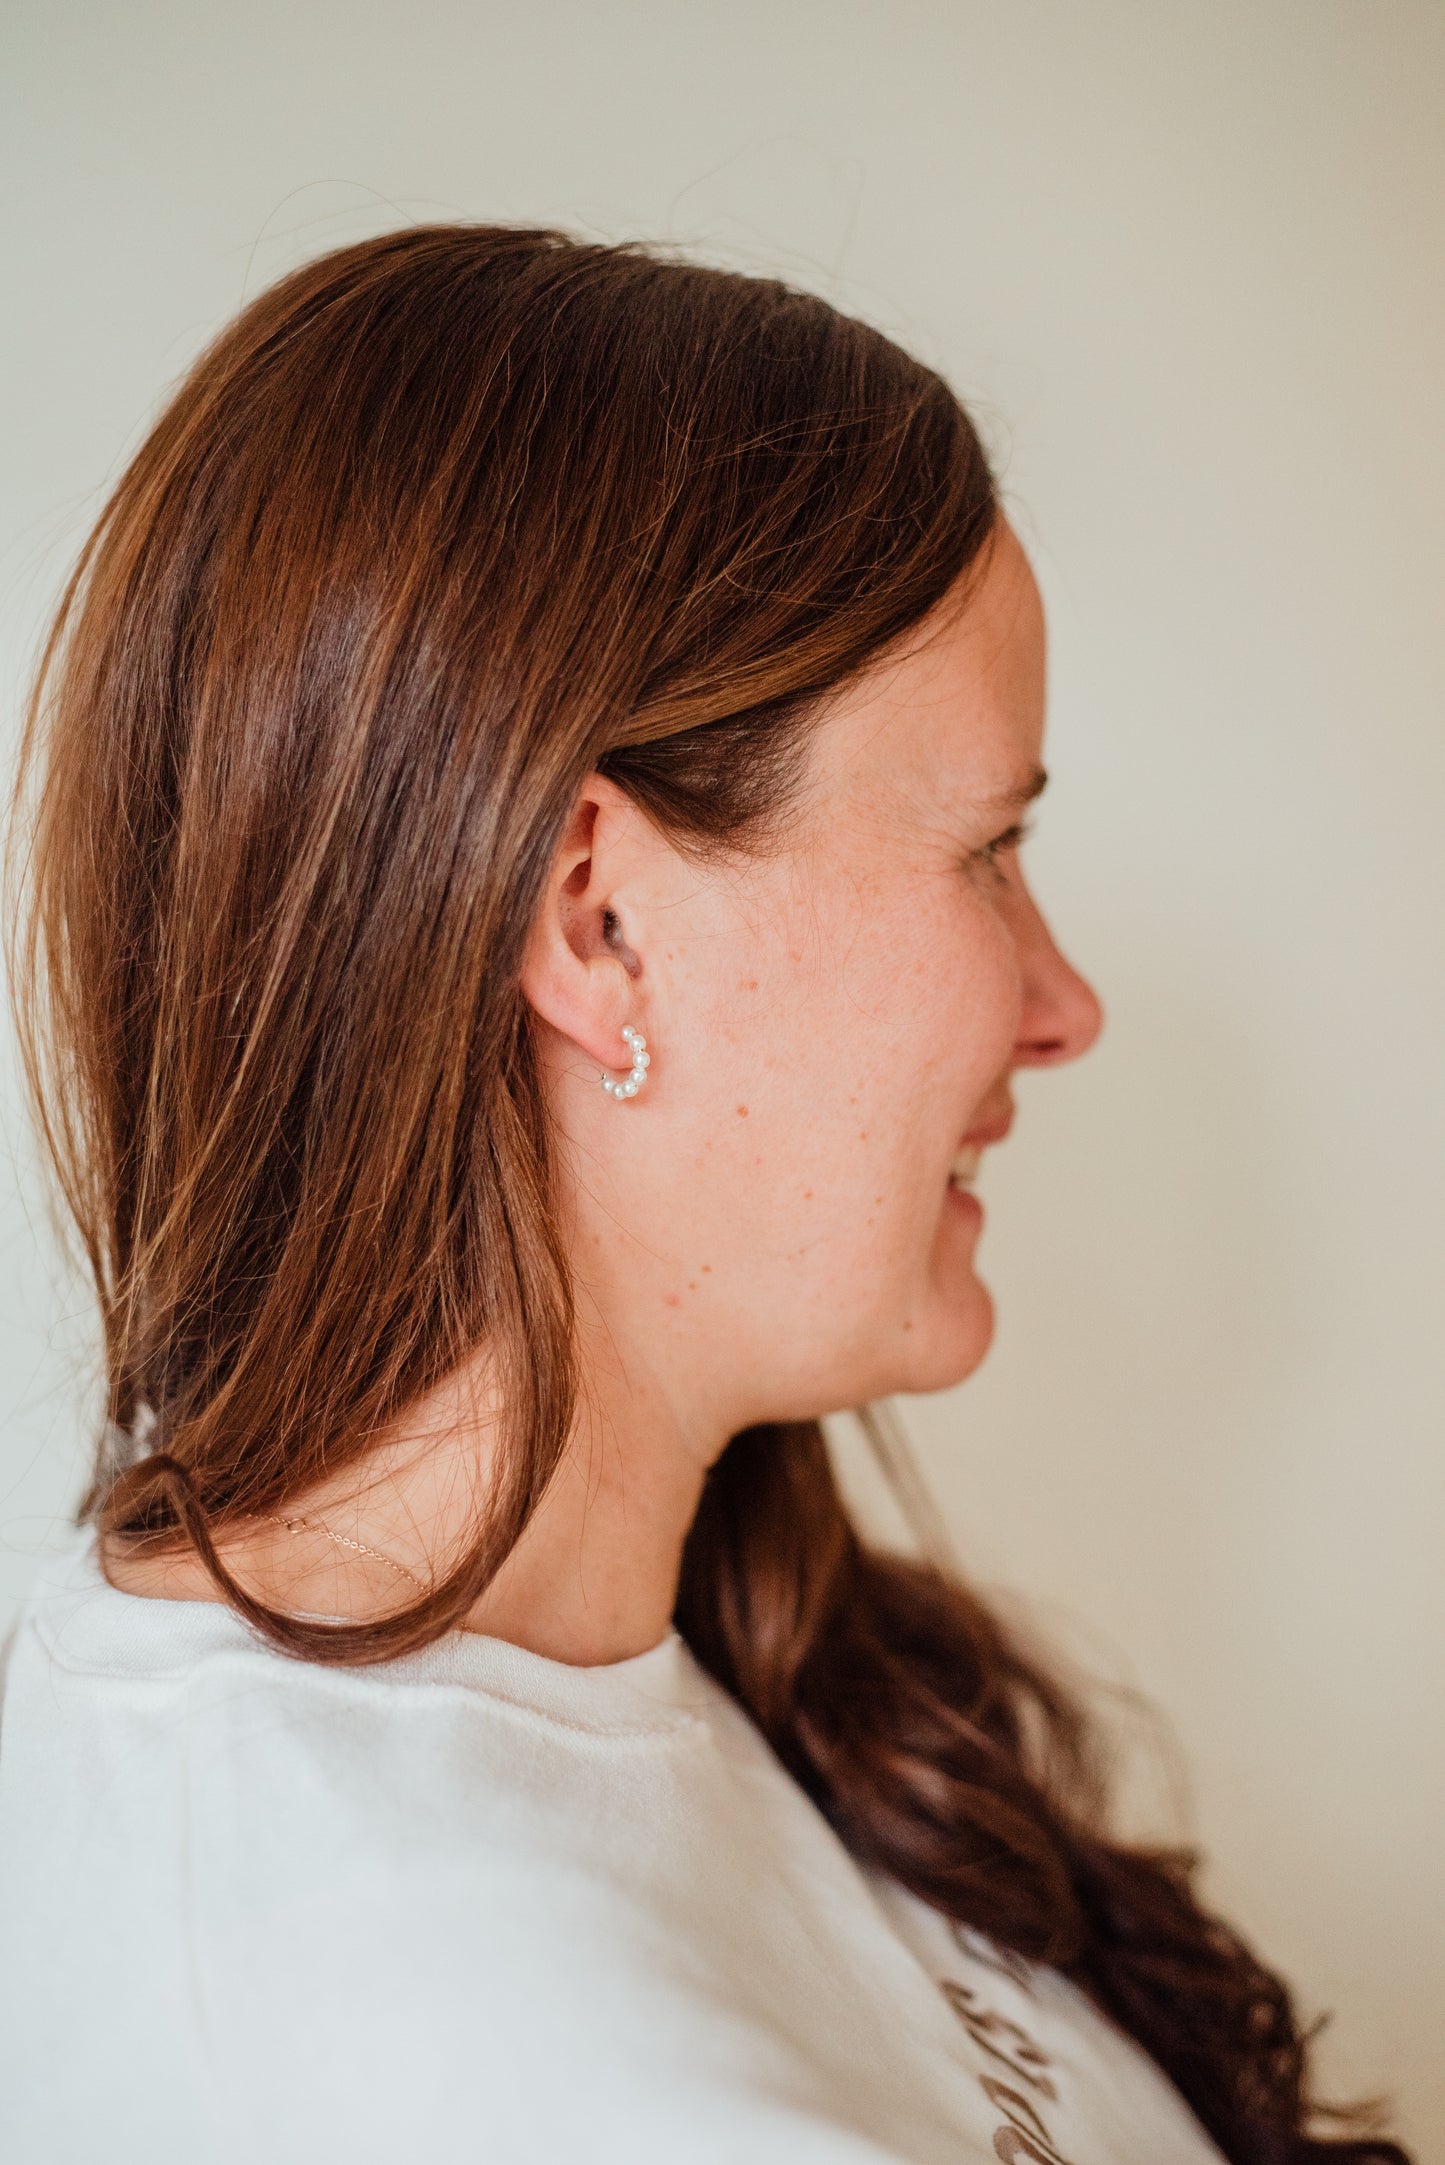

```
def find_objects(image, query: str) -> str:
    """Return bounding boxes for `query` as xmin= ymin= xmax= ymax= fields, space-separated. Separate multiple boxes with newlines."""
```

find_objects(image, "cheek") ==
xmin=736 ymin=890 xmax=1018 ymax=1260
xmin=828 ymin=886 xmax=1019 ymax=1113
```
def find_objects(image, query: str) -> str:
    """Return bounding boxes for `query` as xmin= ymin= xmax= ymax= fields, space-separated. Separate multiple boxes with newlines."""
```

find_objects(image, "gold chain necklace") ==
xmin=264 ymin=1512 xmax=428 ymax=1594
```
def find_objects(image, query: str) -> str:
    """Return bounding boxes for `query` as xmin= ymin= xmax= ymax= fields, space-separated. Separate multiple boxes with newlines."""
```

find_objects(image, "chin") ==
xmin=766 ymin=1261 xmax=996 ymax=1423
xmin=843 ymin=1269 xmax=995 ymax=1404
xmin=901 ymin=1275 xmax=996 ymax=1395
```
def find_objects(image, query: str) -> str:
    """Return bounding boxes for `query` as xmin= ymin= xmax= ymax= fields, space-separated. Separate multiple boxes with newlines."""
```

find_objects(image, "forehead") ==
xmin=809 ymin=521 xmax=1047 ymax=829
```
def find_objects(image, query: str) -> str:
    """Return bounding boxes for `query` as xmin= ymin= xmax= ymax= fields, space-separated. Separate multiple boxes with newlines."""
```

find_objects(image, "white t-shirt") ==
xmin=0 ymin=1530 xmax=1225 ymax=2165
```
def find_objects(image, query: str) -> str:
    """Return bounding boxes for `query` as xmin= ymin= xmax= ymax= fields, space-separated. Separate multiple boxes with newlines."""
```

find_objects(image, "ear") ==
xmin=519 ymin=773 xmax=649 ymax=1070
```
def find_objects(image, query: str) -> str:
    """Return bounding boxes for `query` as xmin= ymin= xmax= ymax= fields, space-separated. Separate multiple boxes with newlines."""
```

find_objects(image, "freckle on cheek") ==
xmin=735 ymin=1104 xmax=749 ymax=1118
xmin=802 ymin=1191 xmax=813 ymax=1201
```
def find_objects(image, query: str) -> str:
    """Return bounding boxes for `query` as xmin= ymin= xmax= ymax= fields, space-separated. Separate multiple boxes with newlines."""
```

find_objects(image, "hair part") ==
xmin=10 ymin=224 xmax=1407 ymax=2165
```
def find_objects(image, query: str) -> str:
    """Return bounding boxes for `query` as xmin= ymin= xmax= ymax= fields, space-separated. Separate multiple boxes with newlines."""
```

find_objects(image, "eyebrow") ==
xmin=976 ymin=764 xmax=1049 ymax=814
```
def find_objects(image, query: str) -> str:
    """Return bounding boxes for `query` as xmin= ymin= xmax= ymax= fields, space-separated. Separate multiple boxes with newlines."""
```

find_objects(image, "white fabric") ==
xmin=0 ymin=1529 xmax=1224 ymax=2165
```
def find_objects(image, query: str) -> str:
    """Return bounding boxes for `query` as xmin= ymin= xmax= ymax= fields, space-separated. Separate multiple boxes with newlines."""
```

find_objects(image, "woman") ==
xmin=0 ymin=225 xmax=1407 ymax=2165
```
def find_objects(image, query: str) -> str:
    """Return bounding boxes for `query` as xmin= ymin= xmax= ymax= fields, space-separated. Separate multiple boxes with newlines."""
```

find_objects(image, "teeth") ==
xmin=949 ymin=1145 xmax=982 ymax=1188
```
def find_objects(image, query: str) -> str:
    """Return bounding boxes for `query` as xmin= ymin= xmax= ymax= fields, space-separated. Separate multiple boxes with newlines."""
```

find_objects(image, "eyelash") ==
xmin=972 ymin=819 xmax=1035 ymax=881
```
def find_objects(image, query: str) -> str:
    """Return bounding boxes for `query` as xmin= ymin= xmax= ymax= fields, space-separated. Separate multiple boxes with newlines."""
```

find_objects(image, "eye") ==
xmin=970 ymin=819 xmax=1035 ymax=884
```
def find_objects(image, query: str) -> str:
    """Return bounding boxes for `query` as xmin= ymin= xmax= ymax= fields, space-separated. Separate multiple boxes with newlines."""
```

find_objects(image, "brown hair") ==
xmin=11 ymin=224 xmax=1406 ymax=2165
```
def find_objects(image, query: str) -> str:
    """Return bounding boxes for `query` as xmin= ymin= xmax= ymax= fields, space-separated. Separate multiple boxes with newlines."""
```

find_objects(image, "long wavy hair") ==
xmin=10 ymin=224 xmax=1406 ymax=2165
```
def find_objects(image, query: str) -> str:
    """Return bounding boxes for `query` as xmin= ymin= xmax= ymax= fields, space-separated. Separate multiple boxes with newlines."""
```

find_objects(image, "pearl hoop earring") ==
xmin=601 ymin=1025 xmax=650 ymax=1100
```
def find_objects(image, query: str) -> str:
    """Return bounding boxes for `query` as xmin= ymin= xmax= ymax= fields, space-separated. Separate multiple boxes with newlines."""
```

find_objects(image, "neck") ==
xmin=454 ymin=1374 xmax=711 ymax=1665
xmin=101 ymin=1331 xmax=717 ymax=1669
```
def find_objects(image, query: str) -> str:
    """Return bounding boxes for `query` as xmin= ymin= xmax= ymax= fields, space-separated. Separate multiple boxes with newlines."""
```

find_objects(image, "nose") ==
xmin=1009 ymin=882 xmax=1104 ymax=1070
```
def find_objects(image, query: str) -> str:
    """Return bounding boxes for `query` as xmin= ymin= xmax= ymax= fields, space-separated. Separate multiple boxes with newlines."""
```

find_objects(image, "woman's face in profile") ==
xmin=560 ymin=522 xmax=1103 ymax=1433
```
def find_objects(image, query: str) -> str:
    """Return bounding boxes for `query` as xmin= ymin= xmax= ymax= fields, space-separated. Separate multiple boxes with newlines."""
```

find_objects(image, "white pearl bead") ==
xmin=605 ymin=1030 xmax=652 ymax=1099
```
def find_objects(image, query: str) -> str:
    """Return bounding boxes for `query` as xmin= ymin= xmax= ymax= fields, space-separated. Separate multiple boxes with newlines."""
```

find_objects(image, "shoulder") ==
xmin=0 ymin=1548 xmax=983 ymax=2164
xmin=1 ymin=1532 xmax=719 ymax=1985
xmin=147 ymin=1642 xmax=910 ymax=2164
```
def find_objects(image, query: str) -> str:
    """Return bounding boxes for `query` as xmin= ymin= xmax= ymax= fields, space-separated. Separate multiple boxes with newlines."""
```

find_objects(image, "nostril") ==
xmin=1019 ymin=1033 xmax=1071 ymax=1065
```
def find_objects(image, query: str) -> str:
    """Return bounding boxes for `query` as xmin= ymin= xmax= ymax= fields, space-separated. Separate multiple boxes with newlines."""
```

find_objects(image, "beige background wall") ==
xmin=2 ymin=1 xmax=1441 ymax=2147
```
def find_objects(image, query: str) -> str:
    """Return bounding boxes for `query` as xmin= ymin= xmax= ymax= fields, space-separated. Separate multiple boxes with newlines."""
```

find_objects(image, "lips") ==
xmin=948 ymin=1109 xmax=1014 ymax=1190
